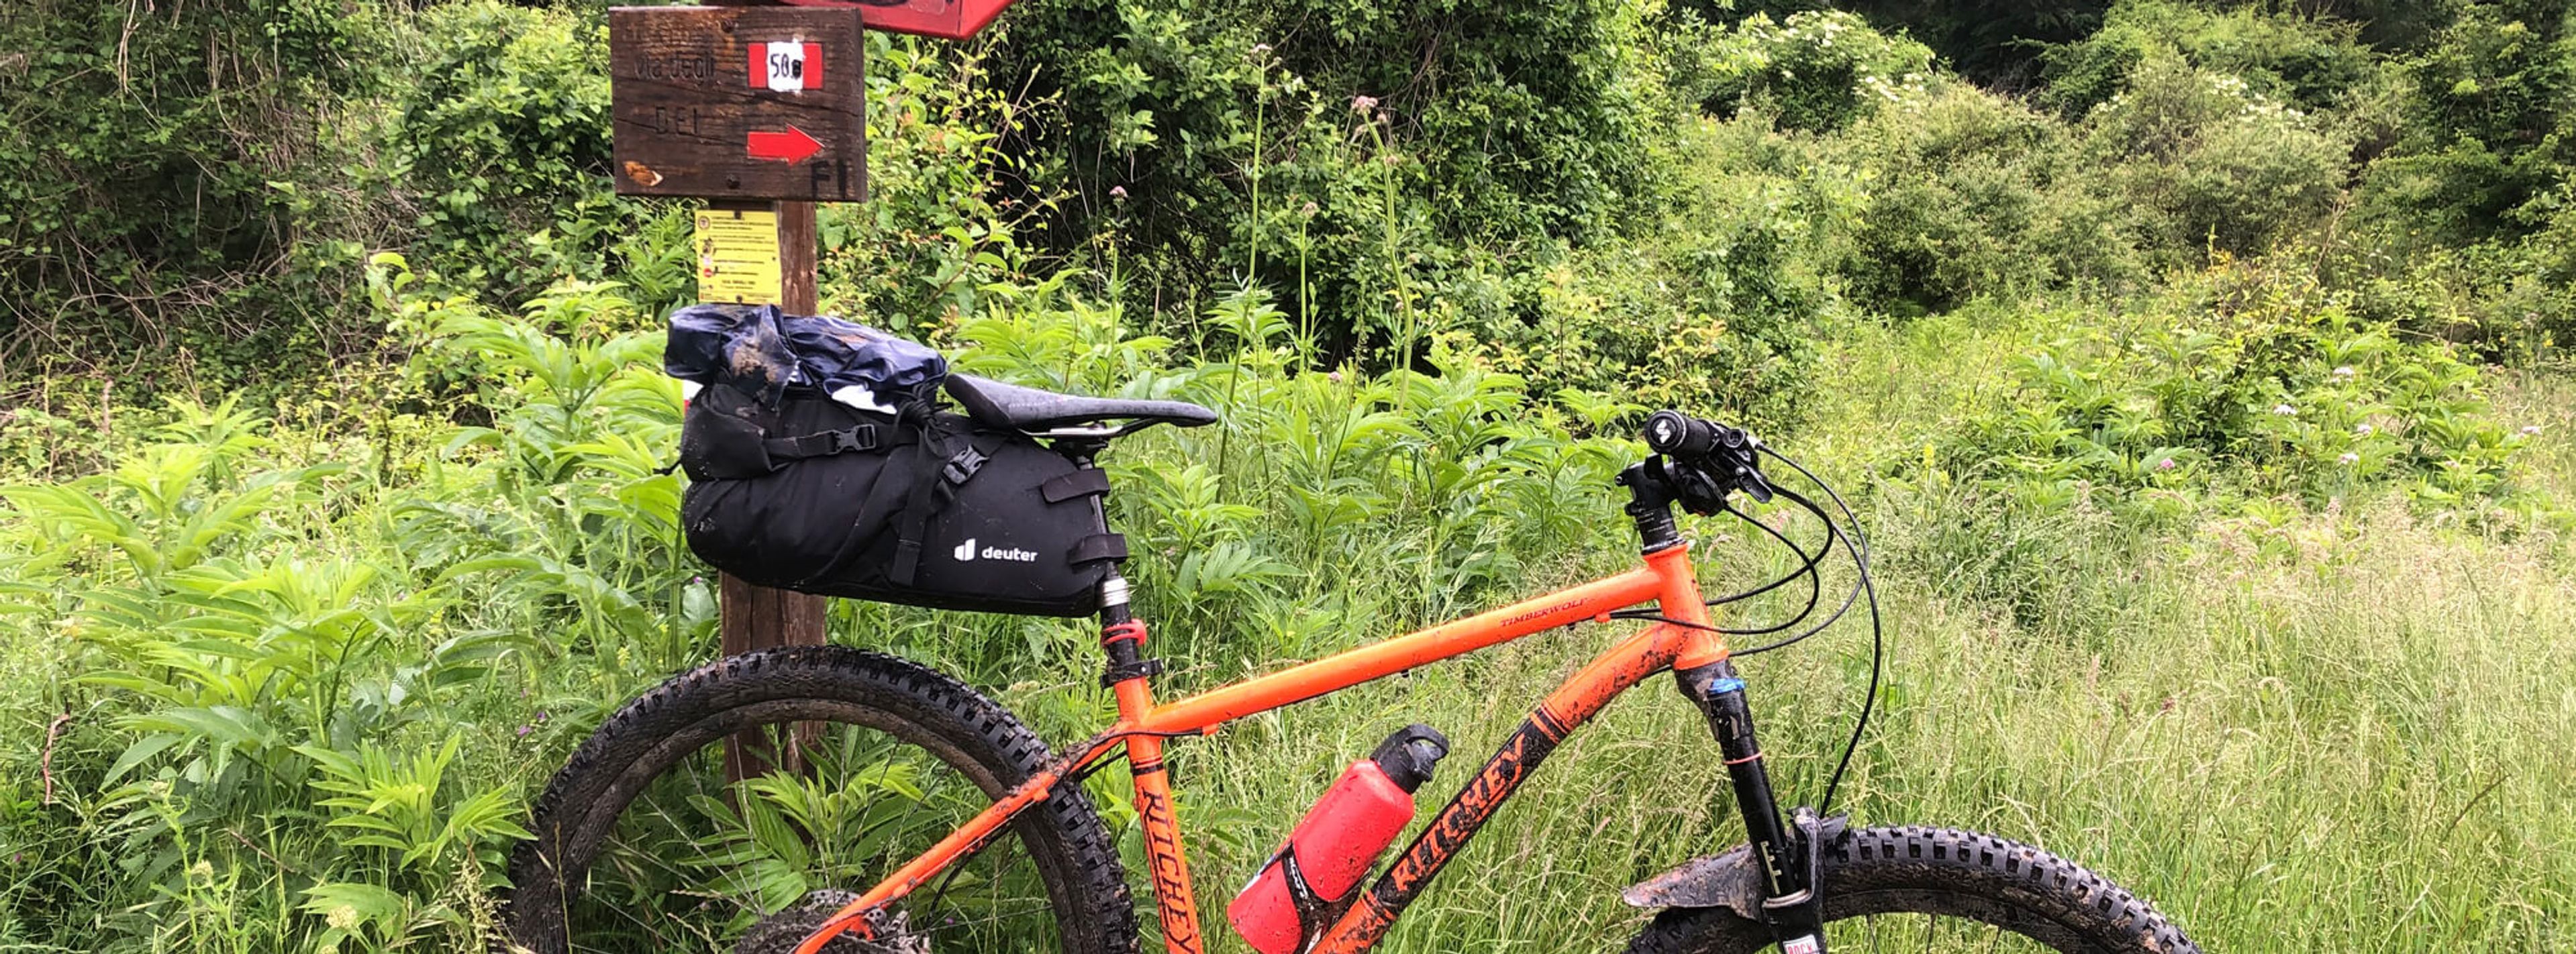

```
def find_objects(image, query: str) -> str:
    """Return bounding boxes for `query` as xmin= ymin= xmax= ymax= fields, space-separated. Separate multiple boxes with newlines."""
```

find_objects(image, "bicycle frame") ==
xmin=795 ymin=529 xmax=1746 ymax=954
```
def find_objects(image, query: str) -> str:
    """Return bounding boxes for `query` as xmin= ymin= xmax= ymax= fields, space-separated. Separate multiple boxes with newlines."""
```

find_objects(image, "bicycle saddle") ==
xmin=944 ymin=373 xmax=1219 ymax=433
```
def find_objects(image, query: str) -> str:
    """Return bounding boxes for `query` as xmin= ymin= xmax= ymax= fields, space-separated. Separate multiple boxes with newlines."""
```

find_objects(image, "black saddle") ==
xmin=944 ymin=374 xmax=1218 ymax=435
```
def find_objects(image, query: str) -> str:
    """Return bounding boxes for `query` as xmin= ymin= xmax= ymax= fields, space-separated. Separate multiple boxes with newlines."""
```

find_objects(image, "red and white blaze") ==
xmin=748 ymin=42 xmax=824 ymax=93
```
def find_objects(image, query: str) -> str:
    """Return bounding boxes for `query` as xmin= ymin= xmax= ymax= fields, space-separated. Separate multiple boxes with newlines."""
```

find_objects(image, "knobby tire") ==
xmin=499 ymin=645 xmax=1137 ymax=954
xmin=1626 ymin=826 xmax=2199 ymax=954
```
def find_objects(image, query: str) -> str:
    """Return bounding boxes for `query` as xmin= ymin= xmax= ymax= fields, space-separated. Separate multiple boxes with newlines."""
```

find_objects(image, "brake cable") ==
xmin=1761 ymin=446 xmax=1881 ymax=816
xmin=1607 ymin=486 xmax=1848 ymax=641
xmin=1602 ymin=447 xmax=1884 ymax=816
xmin=1707 ymin=498 xmax=1832 ymax=610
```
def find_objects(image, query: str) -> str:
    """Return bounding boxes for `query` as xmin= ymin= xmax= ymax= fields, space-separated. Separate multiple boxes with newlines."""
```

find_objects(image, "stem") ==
xmin=1297 ymin=218 xmax=1314 ymax=368
xmin=1248 ymin=68 xmax=1266 ymax=279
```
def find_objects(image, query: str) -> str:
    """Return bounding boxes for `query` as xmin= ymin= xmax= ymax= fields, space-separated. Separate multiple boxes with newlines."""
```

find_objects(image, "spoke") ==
xmin=558 ymin=717 xmax=1067 ymax=954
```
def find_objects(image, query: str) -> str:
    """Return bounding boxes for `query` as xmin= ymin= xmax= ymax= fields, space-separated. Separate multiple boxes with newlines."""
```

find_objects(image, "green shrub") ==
xmin=2086 ymin=57 xmax=2350 ymax=260
xmin=1689 ymin=11 xmax=1937 ymax=133
xmin=2352 ymin=2 xmax=2576 ymax=248
xmin=382 ymin=1 xmax=631 ymax=303
xmin=1837 ymin=79 xmax=2137 ymax=313
xmin=1933 ymin=252 xmax=2532 ymax=515
xmin=2038 ymin=0 xmax=2379 ymax=118
xmin=2338 ymin=193 xmax=2576 ymax=364
xmin=991 ymin=0 xmax=1670 ymax=349
xmin=0 ymin=0 xmax=395 ymax=388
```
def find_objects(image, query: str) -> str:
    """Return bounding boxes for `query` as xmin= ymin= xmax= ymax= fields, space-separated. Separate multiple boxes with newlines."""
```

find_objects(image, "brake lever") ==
xmin=1737 ymin=466 xmax=1775 ymax=505
xmin=1722 ymin=431 xmax=1773 ymax=505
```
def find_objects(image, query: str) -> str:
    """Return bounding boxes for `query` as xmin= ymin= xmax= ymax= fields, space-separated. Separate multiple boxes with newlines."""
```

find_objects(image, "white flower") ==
xmin=2332 ymin=366 xmax=2355 ymax=378
xmin=2354 ymin=423 xmax=2373 ymax=436
xmin=2338 ymin=452 xmax=2359 ymax=465
xmin=2273 ymin=404 xmax=2297 ymax=417
xmin=2522 ymin=425 xmax=2544 ymax=436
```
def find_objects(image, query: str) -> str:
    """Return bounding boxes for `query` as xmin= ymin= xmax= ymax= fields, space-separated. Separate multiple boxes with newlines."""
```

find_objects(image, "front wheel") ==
xmin=1626 ymin=826 xmax=2199 ymax=954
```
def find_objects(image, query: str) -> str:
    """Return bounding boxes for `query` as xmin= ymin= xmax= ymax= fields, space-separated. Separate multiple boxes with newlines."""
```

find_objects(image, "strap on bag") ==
xmin=795 ymin=433 xmax=927 ymax=591
xmin=1039 ymin=467 xmax=1111 ymax=503
xmin=763 ymin=425 xmax=877 ymax=460
xmin=888 ymin=430 xmax=990 ymax=586
xmin=1069 ymin=533 xmax=1128 ymax=565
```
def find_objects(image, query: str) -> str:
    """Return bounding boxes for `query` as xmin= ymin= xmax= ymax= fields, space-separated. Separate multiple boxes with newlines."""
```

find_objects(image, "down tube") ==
xmin=1311 ymin=627 xmax=1683 ymax=953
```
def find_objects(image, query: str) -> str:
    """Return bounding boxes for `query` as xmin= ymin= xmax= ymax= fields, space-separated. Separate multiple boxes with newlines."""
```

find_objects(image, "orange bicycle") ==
xmin=501 ymin=385 xmax=2199 ymax=954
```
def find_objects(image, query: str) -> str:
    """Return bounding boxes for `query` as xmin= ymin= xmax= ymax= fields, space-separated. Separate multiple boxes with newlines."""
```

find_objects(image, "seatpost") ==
xmin=1097 ymin=570 xmax=1163 ymax=708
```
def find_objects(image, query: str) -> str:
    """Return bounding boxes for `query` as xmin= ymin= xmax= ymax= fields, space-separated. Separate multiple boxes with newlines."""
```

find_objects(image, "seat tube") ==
xmin=1097 ymin=575 xmax=1205 ymax=953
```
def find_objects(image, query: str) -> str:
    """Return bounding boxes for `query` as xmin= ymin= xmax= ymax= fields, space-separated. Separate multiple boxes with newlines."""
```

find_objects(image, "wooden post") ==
xmin=711 ymin=52 xmax=834 ymax=782
xmin=608 ymin=0 xmax=936 ymax=786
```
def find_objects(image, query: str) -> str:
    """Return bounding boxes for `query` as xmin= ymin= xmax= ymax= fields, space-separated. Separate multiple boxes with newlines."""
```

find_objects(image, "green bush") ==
xmin=2086 ymin=57 xmax=2350 ymax=260
xmin=1932 ymin=252 xmax=2532 ymax=517
xmin=2353 ymin=2 xmax=2576 ymax=248
xmin=383 ymin=1 xmax=630 ymax=303
xmin=0 ymin=0 xmax=395 ymax=387
xmin=1688 ymin=11 xmax=1937 ymax=133
xmin=2338 ymin=193 xmax=2576 ymax=364
xmin=1836 ymin=79 xmax=2137 ymax=313
xmin=990 ymin=0 xmax=1670 ymax=352
xmin=2038 ymin=0 xmax=2379 ymax=118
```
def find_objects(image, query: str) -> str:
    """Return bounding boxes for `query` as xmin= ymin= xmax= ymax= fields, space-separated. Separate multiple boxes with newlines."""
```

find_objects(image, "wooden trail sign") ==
xmin=608 ymin=0 xmax=1022 ymax=782
xmin=609 ymin=6 xmax=866 ymax=203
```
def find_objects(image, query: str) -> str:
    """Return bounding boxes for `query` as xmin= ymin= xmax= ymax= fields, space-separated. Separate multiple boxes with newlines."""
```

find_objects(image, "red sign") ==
xmin=773 ymin=0 xmax=1019 ymax=40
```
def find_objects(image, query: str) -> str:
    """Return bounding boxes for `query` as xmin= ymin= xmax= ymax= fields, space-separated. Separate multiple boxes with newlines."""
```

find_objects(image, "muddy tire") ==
xmin=1626 ymin=826 xmax=2199 ymax=953
xmin=501 ymin=645 xmax=1136 ymax=954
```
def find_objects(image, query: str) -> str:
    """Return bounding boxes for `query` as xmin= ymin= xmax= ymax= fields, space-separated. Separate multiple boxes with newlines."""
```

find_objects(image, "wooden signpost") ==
xmin=609 ymin=0 xmax=1024 ymax=779
xmin=608 ymin=5 xmax=866 ymax=204
xmin=610 ymin=2 xmax=864 ymax=779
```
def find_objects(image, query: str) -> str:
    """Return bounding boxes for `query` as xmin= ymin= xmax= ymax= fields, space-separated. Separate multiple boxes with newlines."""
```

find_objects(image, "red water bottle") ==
xmin=1227 ymin=724 xmax=1449 ymax=954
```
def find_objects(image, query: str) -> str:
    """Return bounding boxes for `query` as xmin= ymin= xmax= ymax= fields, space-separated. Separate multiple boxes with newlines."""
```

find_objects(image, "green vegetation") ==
xmin=6 ymin=0 xmax=2576 ymax=951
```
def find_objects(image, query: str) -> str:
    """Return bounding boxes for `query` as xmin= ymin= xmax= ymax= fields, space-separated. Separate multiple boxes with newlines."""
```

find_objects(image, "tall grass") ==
xmin=3 ymin=272 xmax=2570 ymax=953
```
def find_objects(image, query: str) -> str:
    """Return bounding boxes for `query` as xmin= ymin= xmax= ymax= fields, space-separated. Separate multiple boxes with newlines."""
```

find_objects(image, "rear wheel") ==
xmin=1626 ymin=826 xmax=2199 ymax=954
xmin=501 ymin=645 xmax=1136 ymax=954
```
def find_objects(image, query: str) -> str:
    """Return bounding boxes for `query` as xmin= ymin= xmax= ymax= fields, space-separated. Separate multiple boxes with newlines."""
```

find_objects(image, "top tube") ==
xmin=1135 ymin=562 xmax=1675 ymax=735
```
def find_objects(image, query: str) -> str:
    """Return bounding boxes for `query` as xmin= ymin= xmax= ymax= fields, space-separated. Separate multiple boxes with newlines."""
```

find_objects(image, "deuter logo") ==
xmin=950 ymin=538 xmax=1038 ymax=563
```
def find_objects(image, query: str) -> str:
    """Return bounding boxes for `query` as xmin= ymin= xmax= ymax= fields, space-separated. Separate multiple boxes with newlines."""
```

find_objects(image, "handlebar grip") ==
xmin=1644 ymin=410 xmax=1722 ymax=458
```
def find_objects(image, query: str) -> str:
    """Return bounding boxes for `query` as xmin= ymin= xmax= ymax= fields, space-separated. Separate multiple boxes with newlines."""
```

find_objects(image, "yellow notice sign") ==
xmin=695 ymin=209 xmax=782 ymax=305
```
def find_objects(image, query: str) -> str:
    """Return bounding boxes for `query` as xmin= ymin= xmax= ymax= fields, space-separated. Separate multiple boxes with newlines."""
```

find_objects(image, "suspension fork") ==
xmin=1677 ymin=659 xmax=1828 ymax=952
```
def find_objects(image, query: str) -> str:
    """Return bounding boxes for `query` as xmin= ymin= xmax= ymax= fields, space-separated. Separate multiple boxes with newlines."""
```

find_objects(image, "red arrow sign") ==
xmin=746 ymin=126 xmax=824 ymax=164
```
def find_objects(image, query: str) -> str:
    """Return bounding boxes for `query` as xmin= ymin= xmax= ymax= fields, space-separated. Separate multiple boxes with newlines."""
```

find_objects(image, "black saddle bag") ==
xmin=677 ymin=382 xmax=1126 ymax=617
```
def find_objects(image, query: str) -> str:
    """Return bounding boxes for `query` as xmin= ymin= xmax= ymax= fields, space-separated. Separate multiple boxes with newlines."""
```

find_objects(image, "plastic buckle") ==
xmin=830 ymin=426 xmax=878 ymax=454
xmin=942 ymin=446 xmax=989 ymax=484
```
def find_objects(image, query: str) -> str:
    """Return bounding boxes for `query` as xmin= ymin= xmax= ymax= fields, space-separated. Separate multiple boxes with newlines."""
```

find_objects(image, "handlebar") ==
xmin=1636 ymin=409 xmax=1773 ymax=509
xmin=1644 ymin=409 xmax=1745 ymax=458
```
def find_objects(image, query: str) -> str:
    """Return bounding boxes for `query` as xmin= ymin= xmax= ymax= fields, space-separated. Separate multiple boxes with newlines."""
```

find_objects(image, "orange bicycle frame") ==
xmin=795 ymin=542 xmax=1732 ymax=954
